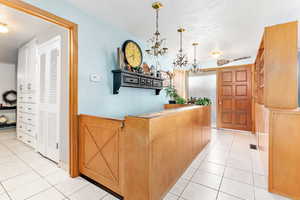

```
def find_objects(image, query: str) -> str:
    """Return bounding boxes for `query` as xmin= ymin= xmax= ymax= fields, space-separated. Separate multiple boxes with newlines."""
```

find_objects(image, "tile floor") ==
xmin=0 ymin=129 xmax=291 ymax=200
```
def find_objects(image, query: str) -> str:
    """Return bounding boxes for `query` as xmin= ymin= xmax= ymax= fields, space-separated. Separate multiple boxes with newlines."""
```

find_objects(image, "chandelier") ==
xmin=146 ymin=2 xmax=168 ymax=58
xmin=190 ymin=43 xmax=200 ymax=73
xmin=173 ymin=28 xmax=188 ymax=68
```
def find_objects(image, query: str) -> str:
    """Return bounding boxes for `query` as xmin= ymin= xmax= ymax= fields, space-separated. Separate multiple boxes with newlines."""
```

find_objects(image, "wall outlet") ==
xmin=90 ymin=73 xmax=101 ymax=82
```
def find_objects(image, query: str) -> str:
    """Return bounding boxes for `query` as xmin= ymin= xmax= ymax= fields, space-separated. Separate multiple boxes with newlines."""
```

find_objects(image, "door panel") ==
xmin=217 ymin=65 xmax=252 ymax=131
xmin=37 ymin=36 xmax=61 ymax=163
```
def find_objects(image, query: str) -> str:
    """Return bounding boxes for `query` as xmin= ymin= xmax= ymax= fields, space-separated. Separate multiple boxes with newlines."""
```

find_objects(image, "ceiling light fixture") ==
xmin=146 ymin=2 xmax=168 ymax=60
xmin=190 ymin=43 xmax=200 ymax=73
xmin=0 ymin=23 xmax=8 ymax=33
xmin=211 ymin=50 xmax=222 ymax=59
xmin=173 ymin=28 xmax=188 ymax=68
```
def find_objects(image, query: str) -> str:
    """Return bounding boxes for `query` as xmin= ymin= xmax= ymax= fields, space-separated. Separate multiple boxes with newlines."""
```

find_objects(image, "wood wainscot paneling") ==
xmin=269 ymin=109 xmax=300 ymax=199
xmin=123 ymin=106 xmax=211 ymax=200
xmin=255 ymin=103 xmax=269 ymax=174
xmin=164 ymin=104 xmax=193 ymax=110
xmin=79 ymin=106 xmax=211 ymax=200
xmin=79 ymin=115 xmax=124 ymax=195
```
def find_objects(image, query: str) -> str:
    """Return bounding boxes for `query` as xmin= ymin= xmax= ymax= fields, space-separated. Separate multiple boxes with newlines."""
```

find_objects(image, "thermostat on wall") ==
xmin=90 ymin=73 xmax=101 ymax=82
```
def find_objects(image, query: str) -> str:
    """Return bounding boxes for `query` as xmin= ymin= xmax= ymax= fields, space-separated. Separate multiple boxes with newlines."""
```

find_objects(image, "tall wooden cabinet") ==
xmin=254 ymin=21 xmax=300 ymax=199
xmin=254 ymin=21 xmax=298 ymax=108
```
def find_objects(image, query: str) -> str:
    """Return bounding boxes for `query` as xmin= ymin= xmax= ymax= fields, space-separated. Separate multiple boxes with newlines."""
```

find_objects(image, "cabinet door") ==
xmin=25 ymin=40 xmax=38 ymax=92
xmin=37 ymin=36 xmax=61 ymax=163
xmin=17 ymin=46 xmax=27 ymax=93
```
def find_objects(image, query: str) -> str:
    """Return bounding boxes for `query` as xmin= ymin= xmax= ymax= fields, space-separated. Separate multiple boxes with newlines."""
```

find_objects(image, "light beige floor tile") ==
xmin=27 ymin=188 xmax=65 ymax=200
xmin=8 ymin=178 xmax=51 ymax=200
xmin=253 ymin=174 xmax=268 ymax=189
xmin=169 ymin=178 xmax=189 ymax=196
xmin=55 ymin=177 xmax=89 ymax=196
xmin=180 ymin=167 xmax=197 ymax=180
xmin=31 ymin=161 xmax=60 ymax=177
xmin=181 ymin=182 xmax=218 ymax=200
xmin=6 ymin=143 xmax=33 ymax=154
xmin=217 ymin=192 xmax=242 ymax=200
xmin=0 ymin=160 xmax=31 ymax=181
xmin=224 ymin=167 xmax=253 ymax=185
xmin=254 ymin=187 xmax=291 ymax=200
xmin=0 ymin=192 xmax=10 ymax=200
xmin=45 ymin=168 xmax=70 ymax=185
xmin=220 ymin=178 xmax=254 ymax=200
xmin=226 ymin=158 xmax=252 ymax=172
xmin=163 ymin=193 xmax=178 ymax=200
xmin=2 ymin=170 xmax=41 ymax=191
xmin=191 ymin=170 xmax=222 ymax=190
xmin=199 ymin=161 xmax=225 ymax=176
xmin=102 ymin=194 xmax=120 ymax=200
xmin=69 ymin=184 xmax=107 ymax=200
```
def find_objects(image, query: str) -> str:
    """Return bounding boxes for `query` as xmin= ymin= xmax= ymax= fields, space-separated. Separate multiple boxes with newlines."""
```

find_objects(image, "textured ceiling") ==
xmin=0 ymin=5 xmax=55 ymax=63
xmin=66 ymin=0 xmax=300 ymax=66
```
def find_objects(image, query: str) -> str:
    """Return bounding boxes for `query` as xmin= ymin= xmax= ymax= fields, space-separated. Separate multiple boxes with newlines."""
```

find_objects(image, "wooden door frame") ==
xmin=0 ymin=0 xmax=79 ymax=177
xmin=216 ymin=64 xmax=253 ymax=131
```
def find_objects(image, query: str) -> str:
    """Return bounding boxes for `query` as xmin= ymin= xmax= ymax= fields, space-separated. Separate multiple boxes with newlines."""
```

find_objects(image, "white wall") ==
xmin=0 ymin=63 xmax=16 ymax=104
xmin=0 ymin=63 xmax=16 ymax=122
xmin=189 ymin=72 xmax=217 ymax=127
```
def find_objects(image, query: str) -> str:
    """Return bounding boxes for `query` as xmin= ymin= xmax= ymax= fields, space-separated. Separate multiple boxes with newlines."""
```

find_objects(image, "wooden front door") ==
xmin=217 ymin=65 xmax=252 ymax=131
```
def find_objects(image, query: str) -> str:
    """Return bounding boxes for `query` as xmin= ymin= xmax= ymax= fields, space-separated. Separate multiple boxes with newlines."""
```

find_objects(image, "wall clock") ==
xmin=122 ymin=40 xmax=143 ymax=68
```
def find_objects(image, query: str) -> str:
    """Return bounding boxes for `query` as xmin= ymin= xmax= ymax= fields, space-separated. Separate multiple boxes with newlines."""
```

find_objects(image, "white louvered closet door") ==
xmin=37 ymin=36 xmax=61 ymax=163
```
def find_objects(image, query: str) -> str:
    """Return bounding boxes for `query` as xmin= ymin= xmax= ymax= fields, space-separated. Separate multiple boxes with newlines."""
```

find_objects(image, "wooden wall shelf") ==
xmin=0 ymin=106 xmax=17 ymax=110
xmin=112 ymin=70 xmax=164 ymax=95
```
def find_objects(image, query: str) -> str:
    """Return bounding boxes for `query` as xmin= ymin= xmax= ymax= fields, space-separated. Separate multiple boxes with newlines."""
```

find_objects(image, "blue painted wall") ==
xmin=24 ymin=0 xmax=170 ymax=119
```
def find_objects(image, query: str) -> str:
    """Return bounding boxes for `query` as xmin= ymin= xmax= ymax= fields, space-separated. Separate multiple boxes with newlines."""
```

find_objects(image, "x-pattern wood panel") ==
xmin=83 ymin=125 xmax=119 ymax=182
xmin=79 ymin=115 xmax=123 ymax=194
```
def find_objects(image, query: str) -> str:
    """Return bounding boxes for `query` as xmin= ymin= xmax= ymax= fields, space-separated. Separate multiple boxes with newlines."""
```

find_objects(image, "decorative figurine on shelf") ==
xmin=125 ymin=64 xmax=132 ymax=72
xmin=156 ymin=70 xmax=162 ymax=78
xmin=150 ymin=65 xmax=156 ymax=77
xmin=142 ymin=62 xmax=151 ymax=75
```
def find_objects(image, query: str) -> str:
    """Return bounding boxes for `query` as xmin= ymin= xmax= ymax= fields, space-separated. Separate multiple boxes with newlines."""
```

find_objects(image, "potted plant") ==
xmin=195 ymin=97 xmax=212 ymax=106
xmin=165 ymin=85 xmax=178 ymax=104
xmin=175 ymin=96 xmax=187 ymax=104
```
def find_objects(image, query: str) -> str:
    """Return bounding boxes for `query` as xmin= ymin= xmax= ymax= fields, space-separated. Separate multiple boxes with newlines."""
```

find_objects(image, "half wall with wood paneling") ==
xmin=79 ymin=115 xmax=124 ymax=194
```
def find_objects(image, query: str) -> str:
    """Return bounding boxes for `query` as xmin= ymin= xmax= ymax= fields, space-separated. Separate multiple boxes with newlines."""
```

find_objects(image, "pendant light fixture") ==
xmin=146 ymin=2 xmax=168 ymax=58
xmin=0 ymin=23 xmax=8 ymax=33
xmin=173 ymin=28 xmax=188 ymax=68
xmin=190 ymin=42 xmax=200 ymax=73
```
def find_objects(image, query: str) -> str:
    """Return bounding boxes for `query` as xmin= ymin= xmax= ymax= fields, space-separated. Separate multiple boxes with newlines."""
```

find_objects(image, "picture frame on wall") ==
xmin=117 ymin=48 xmax=126 ymax=69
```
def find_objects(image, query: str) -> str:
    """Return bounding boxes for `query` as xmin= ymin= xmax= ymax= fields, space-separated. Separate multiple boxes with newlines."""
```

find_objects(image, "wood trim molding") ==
xmin=0 ymin=0 xmax=79 ymax=177
xmin=201 ymin=64 xmax=253 ymax=72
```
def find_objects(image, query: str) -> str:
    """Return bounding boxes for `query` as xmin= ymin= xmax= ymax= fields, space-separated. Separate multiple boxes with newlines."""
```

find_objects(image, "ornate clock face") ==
xmin=123 ymin=40 xmax=143 ymax=67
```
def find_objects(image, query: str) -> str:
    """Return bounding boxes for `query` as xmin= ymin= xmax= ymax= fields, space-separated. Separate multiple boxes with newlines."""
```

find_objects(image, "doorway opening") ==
xmin=0 ymin=0 xmax=78 ymax=178
xmin=188 ymin=64 xmax=253 ymax=132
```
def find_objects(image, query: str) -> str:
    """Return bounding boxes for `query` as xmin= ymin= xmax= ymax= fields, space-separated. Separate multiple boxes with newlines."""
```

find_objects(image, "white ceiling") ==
xmin=0 ymin=5 xmax=54 ymax=63
xmin=66 ymin=0 xmax=300 ymax=66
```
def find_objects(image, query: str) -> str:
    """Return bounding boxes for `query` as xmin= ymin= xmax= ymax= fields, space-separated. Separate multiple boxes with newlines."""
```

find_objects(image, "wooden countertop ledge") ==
xmin=132 ymin=105 xmax=202 ymax=119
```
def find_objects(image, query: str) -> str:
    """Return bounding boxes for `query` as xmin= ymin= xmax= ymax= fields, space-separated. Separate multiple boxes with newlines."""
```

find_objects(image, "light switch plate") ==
xmin=90 ymin=73 xmax=101 ymax=82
